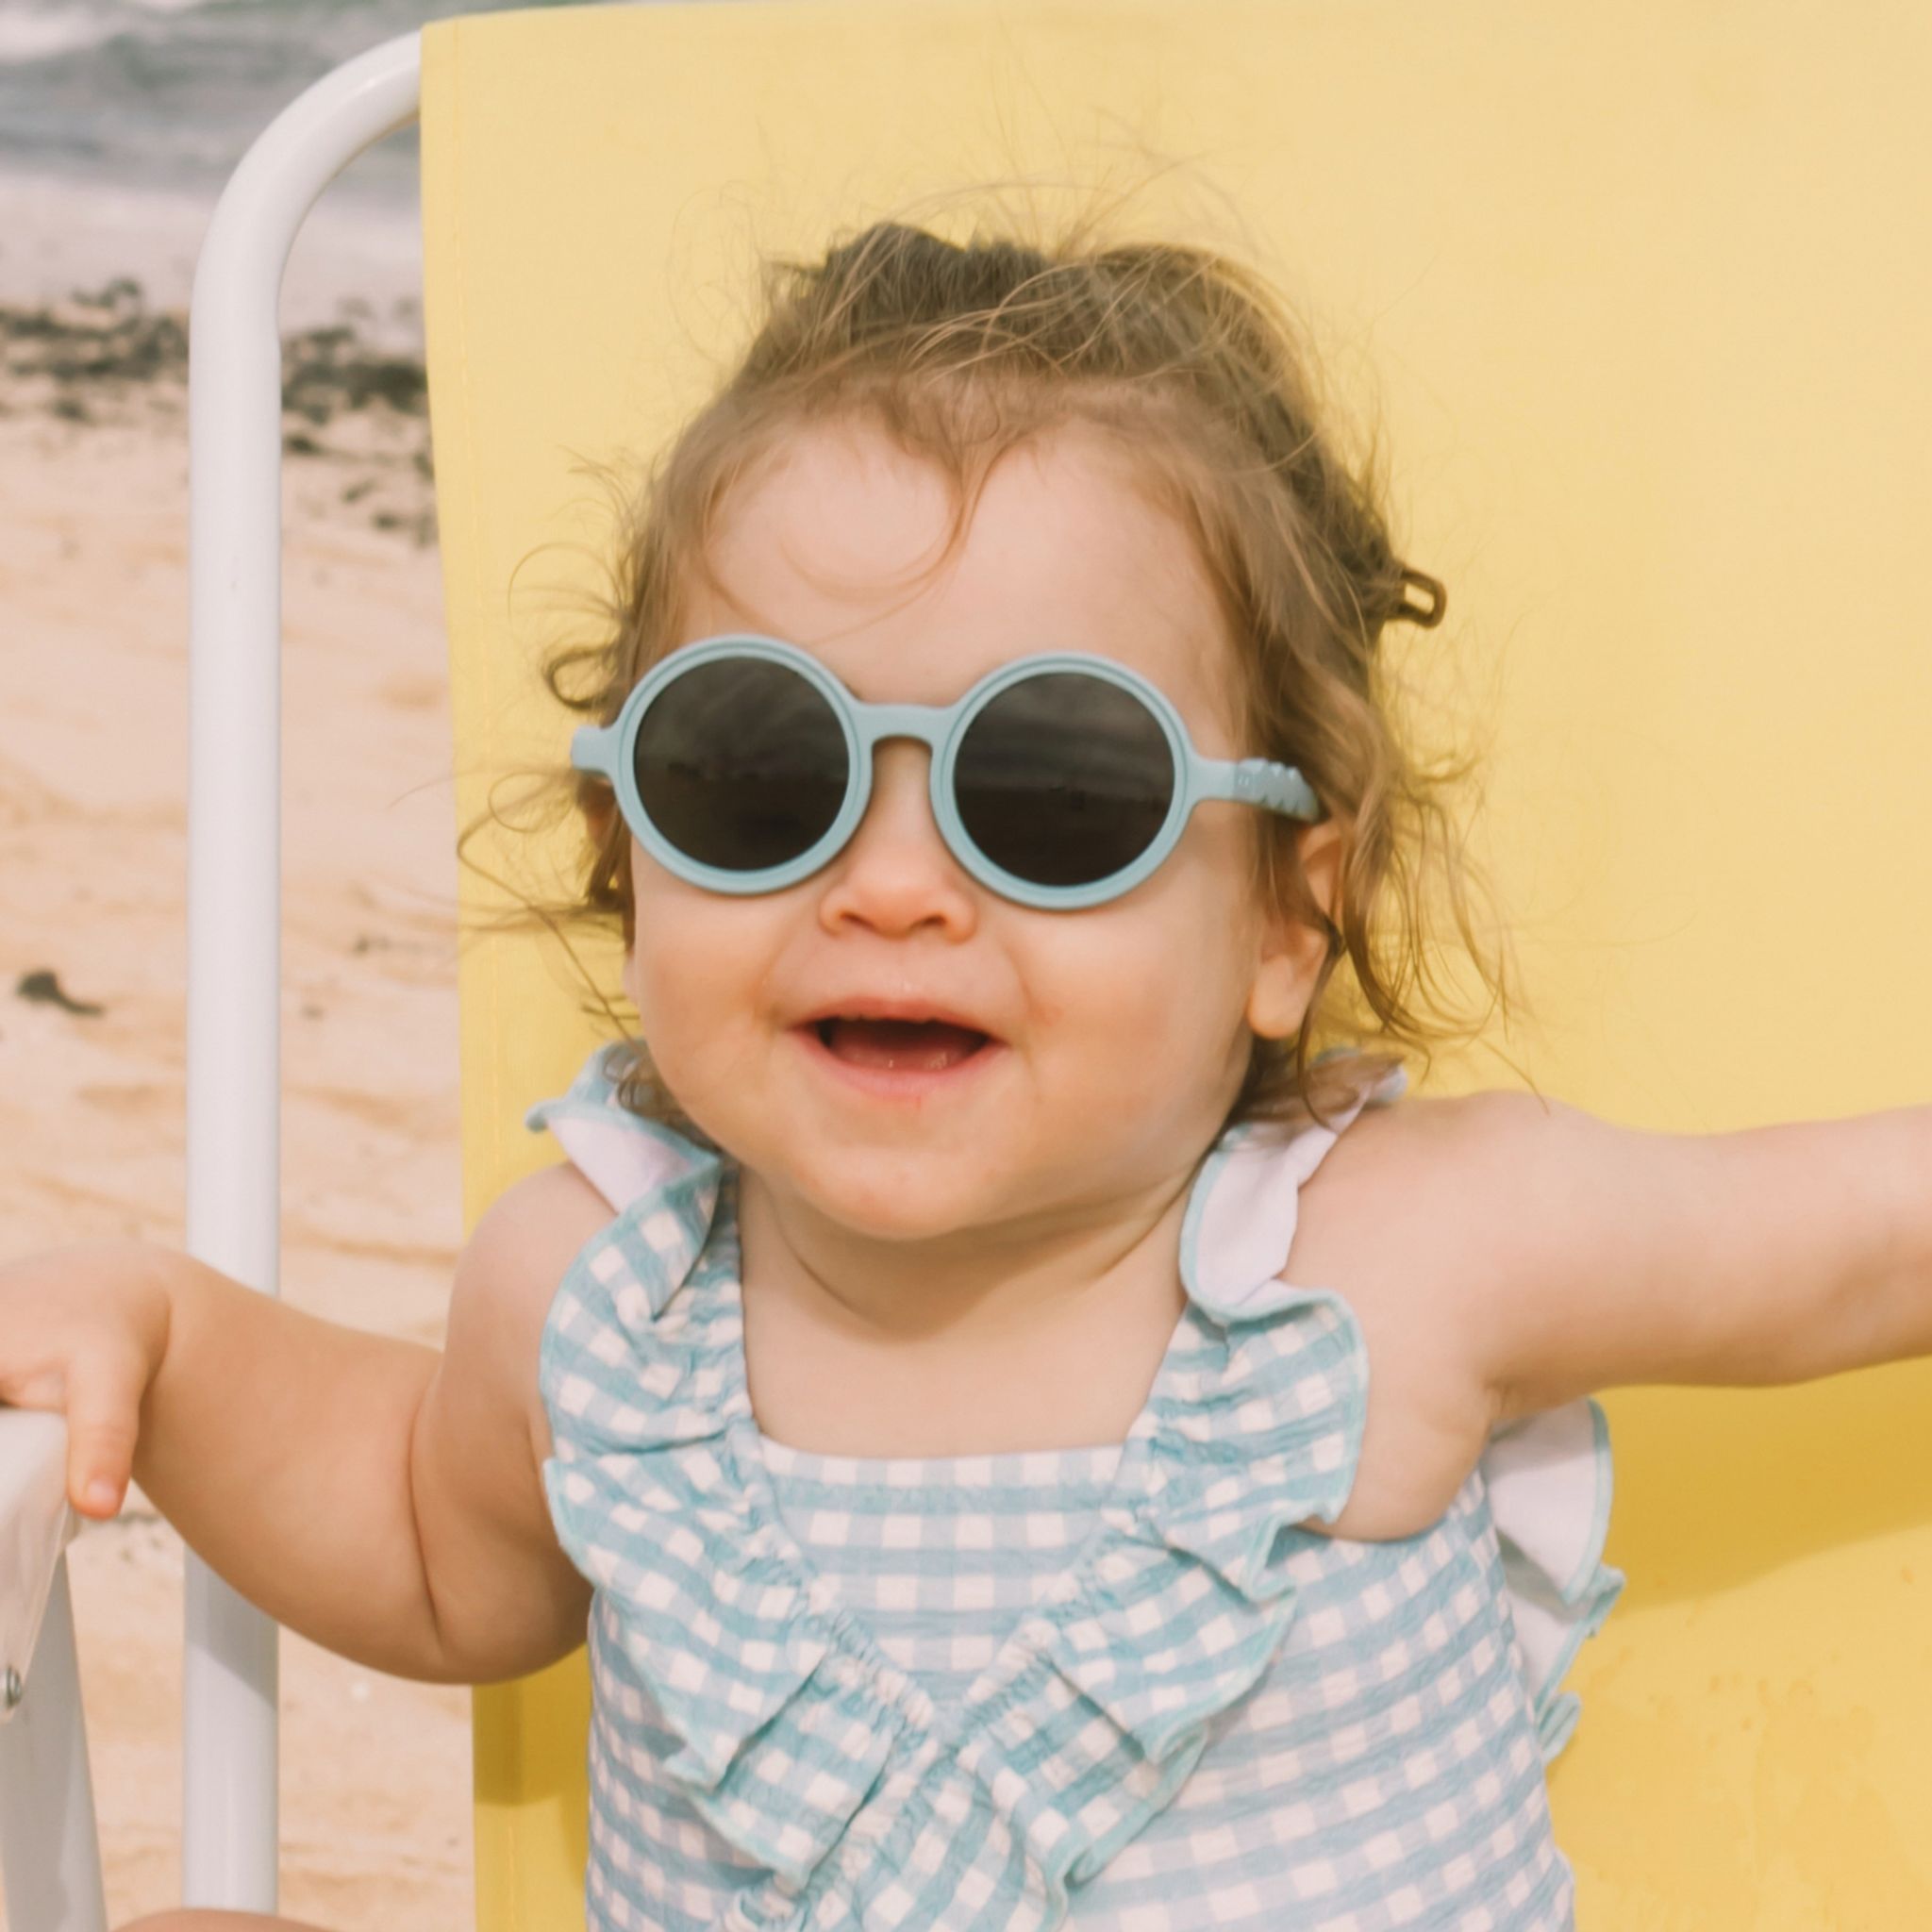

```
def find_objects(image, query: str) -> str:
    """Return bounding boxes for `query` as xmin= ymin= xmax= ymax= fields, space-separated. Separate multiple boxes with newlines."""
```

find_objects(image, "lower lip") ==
xmin=790 ymin=1024 xmax=1007 ymax=1103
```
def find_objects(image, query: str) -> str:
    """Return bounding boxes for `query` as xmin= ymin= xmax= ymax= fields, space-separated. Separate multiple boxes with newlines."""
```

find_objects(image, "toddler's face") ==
xmin=620 ymin=413 xmax=1337 ymax=1240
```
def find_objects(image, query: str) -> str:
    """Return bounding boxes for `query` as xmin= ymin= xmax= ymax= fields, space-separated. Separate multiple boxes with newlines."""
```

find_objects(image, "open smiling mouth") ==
xmin=807 ymin=1016 xmax=994 ymax=1072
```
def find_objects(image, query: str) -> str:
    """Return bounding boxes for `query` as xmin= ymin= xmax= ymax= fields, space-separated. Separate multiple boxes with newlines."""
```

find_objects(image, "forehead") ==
xmin=684 ymin=415 xmax=1245 ymax=746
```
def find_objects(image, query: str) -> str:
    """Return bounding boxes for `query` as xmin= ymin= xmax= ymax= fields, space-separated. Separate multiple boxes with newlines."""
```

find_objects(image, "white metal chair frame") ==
xmin=0 ymin=33 xmax=425 ymax=1925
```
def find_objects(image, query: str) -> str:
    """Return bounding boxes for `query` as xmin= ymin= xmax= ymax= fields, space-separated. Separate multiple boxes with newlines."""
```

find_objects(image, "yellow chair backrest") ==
xmin=422 ymin=3 xmax=1932 ymax=1924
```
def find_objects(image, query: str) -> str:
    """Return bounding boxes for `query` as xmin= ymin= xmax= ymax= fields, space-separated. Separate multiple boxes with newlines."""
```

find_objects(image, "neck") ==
xmin=736 ymin=1162 xmax=1195 ymax=1343
xmin=731 ymin=1163 xmax=1202 ymax=1460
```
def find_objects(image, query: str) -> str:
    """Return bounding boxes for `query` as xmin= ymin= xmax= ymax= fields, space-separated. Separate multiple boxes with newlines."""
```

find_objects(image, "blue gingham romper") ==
xmin=532 ymin=1043 xmax=1623 ymax=1932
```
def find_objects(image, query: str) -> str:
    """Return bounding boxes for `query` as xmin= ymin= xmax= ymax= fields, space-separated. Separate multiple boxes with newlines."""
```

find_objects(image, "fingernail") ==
xmin=84 ymin=1478 xmax=119 ymax=1514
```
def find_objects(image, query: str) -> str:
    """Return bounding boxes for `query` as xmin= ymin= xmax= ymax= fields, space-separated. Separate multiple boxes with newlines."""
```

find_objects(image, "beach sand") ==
xmin=2 ymin=289 xmax=473 ymax=1928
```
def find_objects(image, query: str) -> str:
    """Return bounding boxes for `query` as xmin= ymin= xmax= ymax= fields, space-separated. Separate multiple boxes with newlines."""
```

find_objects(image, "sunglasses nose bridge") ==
xmin=847 ymin=699 xmax=956 ymax=820
xmin=850 ymin=699 xmax=952 ymax=754
xmin=846 ymin=700 xmax=953 ymax=846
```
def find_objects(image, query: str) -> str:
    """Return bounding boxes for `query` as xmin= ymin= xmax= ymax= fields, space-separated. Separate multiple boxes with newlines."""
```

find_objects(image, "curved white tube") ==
xmin=185 ymin=31 xmax=423 ymax=1914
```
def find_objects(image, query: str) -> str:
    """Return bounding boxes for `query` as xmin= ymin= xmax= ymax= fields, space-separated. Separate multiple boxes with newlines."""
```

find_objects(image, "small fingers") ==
xmin=62 ymin=1347 xmax=148 ymax=1519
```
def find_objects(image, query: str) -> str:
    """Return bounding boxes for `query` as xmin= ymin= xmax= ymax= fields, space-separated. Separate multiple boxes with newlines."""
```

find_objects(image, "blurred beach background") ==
xmin=0 ymin=0 xmax=463 ymax=335
xmin=0 ymin=1 xmax=617 ymax=1924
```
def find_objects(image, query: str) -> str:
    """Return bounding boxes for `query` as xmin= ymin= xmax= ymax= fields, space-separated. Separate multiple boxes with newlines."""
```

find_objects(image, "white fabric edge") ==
xmin=1481 ymin=1396 xmax=1624 ymax=1765
xmin=1184 ymin=1060 xmax=1408 ymax=1320
xmin=0 ymin=1408 xmax=77 ymax=1719
xmin=528 ymin=1102 xmax=711 ymax=1215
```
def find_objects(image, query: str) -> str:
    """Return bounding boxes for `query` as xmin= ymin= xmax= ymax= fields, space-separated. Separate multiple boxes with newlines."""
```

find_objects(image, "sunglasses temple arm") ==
xmin=572 ymin=724 xmax=616 ymax=776
xmin=1195 ymin=755 xmax=1324 ymax=823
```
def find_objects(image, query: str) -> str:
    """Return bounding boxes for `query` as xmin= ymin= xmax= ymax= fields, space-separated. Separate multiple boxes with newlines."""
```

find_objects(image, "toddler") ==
xmin=7 ymin=219 xmax=1929 ymax=1932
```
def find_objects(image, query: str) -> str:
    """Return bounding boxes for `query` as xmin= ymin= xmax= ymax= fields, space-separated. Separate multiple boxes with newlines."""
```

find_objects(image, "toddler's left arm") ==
xmin=1437 ymin=1093 xmax=1932 ymax=1420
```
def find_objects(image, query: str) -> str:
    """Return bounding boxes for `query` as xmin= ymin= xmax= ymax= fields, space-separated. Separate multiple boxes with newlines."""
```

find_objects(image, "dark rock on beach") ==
xmin=15 ymin=969 xmax=106 ymax=1017
xmin=0 ymin=276 xmax=435 ymax=544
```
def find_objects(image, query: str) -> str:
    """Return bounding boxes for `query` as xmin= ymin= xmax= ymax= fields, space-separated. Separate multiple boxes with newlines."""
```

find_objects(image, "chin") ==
xmin=782 ymin=1155 xmax=993 ymax=1241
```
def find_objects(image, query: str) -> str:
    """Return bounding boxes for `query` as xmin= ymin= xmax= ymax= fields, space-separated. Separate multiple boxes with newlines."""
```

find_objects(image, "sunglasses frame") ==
xmin=572 ymin=633 xmax=1324 ymax=911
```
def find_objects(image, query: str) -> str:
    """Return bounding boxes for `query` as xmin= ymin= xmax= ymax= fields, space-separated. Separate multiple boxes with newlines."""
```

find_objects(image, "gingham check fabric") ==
xmin=532 ymin=1046 xmax=1621 ymax=1931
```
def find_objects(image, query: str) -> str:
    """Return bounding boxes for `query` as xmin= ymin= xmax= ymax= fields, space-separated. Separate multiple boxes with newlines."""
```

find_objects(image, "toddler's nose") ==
xmin=818 ymin=741 xmax=976 ymax=935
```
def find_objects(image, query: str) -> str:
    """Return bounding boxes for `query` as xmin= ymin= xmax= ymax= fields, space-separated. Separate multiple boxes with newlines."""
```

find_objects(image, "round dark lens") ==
xmin=954 ymin=673 xmax=1174 ymax=889
xmin=633 ymin=656 xmax=848 ymax=873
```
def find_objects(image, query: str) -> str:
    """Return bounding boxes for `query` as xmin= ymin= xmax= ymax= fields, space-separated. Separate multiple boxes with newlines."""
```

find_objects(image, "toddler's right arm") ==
xmin=0 ymin=1161 xmax=609 ymax=1684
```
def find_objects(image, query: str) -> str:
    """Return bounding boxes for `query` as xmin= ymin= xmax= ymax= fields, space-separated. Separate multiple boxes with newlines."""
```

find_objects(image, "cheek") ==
xmin=1123 ymin=867 xmax=1261 ymax=1056
xmin=1032 ymin=904 xmax=1248 ymax=1069
xmin=624 ymin=899 xmax=771 ymax=1082
xmin=625 ymin=844 xmax=761 ymax=1039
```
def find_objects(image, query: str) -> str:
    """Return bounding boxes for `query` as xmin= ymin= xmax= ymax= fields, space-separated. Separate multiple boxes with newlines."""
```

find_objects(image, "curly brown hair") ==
xmin=461 ymin=203 xmax=1529 ymax=1144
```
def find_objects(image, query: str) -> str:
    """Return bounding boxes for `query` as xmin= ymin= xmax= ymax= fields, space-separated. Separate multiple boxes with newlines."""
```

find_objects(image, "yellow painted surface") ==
xmin=420 ymin=4 xmax=1932 ymax=1923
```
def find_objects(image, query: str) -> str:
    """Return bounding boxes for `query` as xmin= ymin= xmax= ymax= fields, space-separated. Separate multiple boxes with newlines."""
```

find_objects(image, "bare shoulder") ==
xmin=1325 ymin=1084 xmax=1890 ymax=1422
xmin=458 ymin=1158 xmax=617 ymax=1306
xmin=408 ymin=1158 xmax=615 ymax=1675
xmin=1302 ymin=1083 xmax=1578 ymax=1333
xmin=1297 ymin=1084 xmax=1543 ymax=1241
xmin=446 ymin=1159 xmax=618 ymax=1457
xmin=1285 ymin=1086 xmax=1542 ymax=1541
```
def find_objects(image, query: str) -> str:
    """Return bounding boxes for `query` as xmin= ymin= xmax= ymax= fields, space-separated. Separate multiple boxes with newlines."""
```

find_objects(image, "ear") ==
xmin=1244 ymin=818 xmax=1344 ymax=1041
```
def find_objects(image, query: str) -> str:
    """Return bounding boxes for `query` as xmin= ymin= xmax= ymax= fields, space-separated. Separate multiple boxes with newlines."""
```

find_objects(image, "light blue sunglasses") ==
xmin=572 ymin=633 xmax=1323 ymax=911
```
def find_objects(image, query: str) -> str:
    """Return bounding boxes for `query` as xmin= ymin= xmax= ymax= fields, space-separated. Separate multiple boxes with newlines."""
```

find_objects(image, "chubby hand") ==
xmin=0 ymin=1240 xmax=172 ymax=1521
